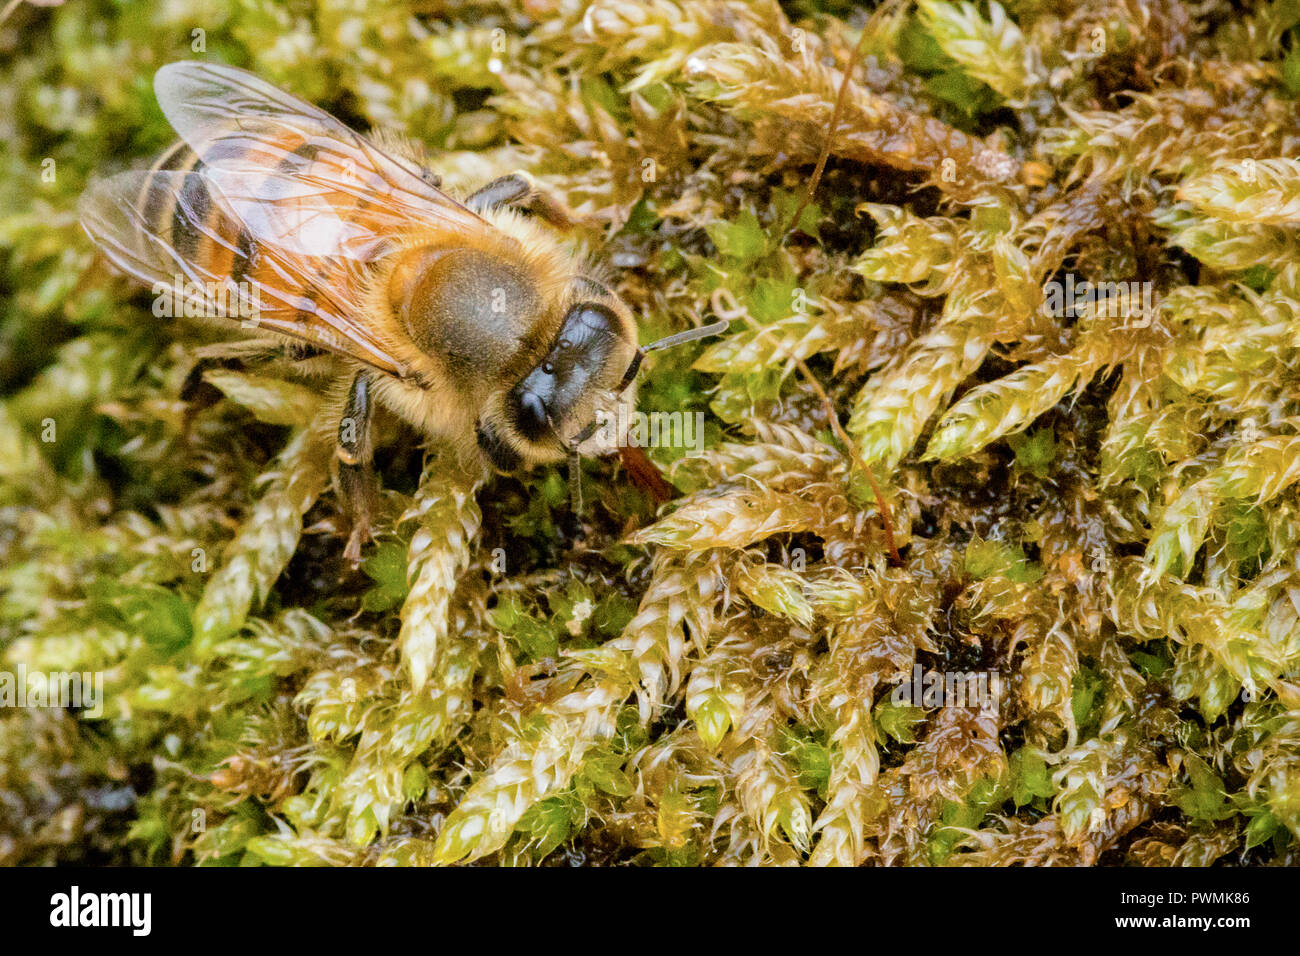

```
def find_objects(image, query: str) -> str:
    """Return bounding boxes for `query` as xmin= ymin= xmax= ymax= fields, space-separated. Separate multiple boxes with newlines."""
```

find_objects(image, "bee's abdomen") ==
xmin=136 ymin=137 xmax=351 ymax=328
xmin=137 ymin=141 xmax=249 ymax=287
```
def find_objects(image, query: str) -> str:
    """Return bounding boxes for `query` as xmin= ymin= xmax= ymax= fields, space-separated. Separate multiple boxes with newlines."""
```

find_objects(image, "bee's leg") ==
xmin=179 ymin=356 xmax=244 ymax=435
xmin=182 ymin=343 xmax=327 ymax=434
xmin=337 ymin=371 xmax=377 ymax=566
xmin=284 ymin=342 xmax=325 ymax=362
xmin=464 ymin=171 xmax=586 ymax=230
xmin=567 ymin=449 xmax=584 ymax=518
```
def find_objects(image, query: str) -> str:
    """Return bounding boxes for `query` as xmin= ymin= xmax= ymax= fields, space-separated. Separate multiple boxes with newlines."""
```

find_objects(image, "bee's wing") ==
xmin=79 ymin=168 xmax=409 ymax=375
xmin=153 ymin=60 xmax=489 ymax=260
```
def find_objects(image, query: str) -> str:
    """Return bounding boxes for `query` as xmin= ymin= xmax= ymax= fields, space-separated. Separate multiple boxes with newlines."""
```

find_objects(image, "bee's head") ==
xmin=475 ymin=282 xmax=728 ymax=499
xmin=476 ymin=286 xmax=639 ymax=472
xmin=506 ymin=298 xmax=640 ymax=456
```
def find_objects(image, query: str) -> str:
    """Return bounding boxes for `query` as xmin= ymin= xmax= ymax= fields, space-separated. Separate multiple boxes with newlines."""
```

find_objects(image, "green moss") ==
xmin=4 ymin=0 xmax=1300 ymax=868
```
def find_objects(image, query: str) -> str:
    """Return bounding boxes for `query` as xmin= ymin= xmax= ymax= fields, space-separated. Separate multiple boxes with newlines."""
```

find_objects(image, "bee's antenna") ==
xmin=643 ymin=317 xmax=732 ymax=354
xmin=616 ymin=318 xmax=730 ymax=393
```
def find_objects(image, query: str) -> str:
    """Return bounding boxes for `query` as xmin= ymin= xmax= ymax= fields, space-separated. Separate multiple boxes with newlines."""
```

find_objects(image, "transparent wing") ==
xmin=79 ymin=168 xmax=409 ymax=375
xmin=153 ymin=60 xmax=491 ymax=260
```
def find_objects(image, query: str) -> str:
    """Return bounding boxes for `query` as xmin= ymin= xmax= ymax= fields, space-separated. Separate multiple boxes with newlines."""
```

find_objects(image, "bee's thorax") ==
xmin=387 ymin=243 xmax=553 ymax=390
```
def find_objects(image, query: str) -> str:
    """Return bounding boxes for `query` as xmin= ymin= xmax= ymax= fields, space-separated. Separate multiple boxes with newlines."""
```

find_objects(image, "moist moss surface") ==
xmin=3 ymin=0 xmax=1300 ymax=866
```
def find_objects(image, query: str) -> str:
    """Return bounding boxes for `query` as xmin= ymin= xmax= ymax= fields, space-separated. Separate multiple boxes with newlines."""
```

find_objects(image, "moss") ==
xmin=3 ymin=0 xmax=1300 ymax=867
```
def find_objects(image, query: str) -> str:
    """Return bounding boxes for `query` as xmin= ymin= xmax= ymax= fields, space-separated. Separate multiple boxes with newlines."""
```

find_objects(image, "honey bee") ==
xmin=79 ymin=62 xmax=725 ymax=562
